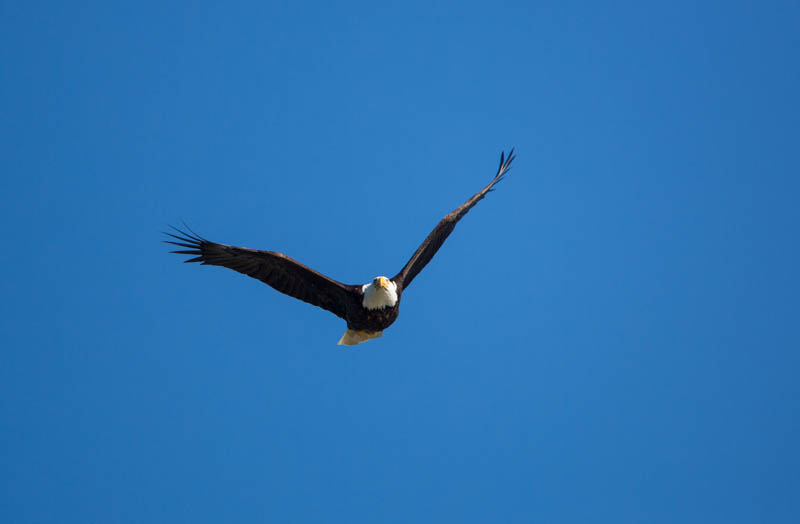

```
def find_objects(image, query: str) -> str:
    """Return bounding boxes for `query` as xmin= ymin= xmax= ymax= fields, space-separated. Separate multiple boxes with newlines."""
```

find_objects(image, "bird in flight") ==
xmin=165 ymin=149 xmax=516 ymax=345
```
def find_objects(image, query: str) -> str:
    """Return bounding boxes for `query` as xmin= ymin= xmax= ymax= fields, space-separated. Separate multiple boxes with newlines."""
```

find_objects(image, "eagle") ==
xmin=165 ymin=149 xmax=516 ymax=345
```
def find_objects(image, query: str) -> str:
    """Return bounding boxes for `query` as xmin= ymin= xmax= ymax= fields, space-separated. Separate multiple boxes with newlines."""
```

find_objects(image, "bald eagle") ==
xmin=165 ymin=149 xmax=516 ymax=345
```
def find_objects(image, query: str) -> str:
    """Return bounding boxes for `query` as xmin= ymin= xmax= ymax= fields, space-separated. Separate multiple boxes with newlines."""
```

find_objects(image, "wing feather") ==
xmin=165 ymin=227 xmax=357 ymax=319
xmin=392 ymin=149 xmax=516 ymax=289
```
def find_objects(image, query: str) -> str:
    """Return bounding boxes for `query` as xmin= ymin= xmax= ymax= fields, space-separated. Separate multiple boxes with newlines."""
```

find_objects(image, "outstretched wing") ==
xmin=164 ymin=226 xmax=358 ymax=319
xmin=392 ymin=149 xmax=516 ymax=289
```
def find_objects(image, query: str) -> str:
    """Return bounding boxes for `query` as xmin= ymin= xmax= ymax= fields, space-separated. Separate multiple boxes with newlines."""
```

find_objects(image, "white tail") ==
xmin=337 ymin=329 xmax=383 ymax=346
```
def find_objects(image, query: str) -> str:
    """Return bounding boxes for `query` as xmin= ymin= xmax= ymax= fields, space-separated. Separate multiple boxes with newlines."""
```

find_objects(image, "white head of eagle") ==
xmin=362 ymin=276 xmax=398 ymax=310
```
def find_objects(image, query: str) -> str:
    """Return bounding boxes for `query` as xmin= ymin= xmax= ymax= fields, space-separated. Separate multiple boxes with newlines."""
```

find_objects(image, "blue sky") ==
xmin=2 ymin=1 xmax=799 ymax=522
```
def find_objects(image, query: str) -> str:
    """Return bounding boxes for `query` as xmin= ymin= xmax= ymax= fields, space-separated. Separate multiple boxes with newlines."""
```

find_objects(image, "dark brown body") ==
xmin=345 ymin=288 xmax=402 ymax=332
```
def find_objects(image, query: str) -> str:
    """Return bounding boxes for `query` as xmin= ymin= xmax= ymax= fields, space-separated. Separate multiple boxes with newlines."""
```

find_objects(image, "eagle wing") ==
xmin=392 ymin=149 xmax=516 ymax=289
xmin=165 ymin=226 xmax=358 ymax=319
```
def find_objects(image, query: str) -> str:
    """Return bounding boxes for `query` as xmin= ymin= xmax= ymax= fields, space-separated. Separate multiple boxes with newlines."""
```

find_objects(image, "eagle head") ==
xmin=362 ymin=276 xmax=398 ymax=310
xmin=373 ymin=276 xmax=390 ymax=289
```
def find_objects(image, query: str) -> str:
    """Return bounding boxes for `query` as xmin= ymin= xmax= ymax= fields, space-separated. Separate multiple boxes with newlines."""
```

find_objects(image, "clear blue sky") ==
xmin=2 ymin=1 xmax=798 ymax=522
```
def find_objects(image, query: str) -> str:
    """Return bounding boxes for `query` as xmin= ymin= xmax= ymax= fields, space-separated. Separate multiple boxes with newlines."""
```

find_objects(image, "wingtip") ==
xmin=505 ymin=147 xmax=516 ymax=165
xmin=164 ymin=224 xmax=209 ymax=264
xmin=181 ymin=221 xmax=206 ymax=241
xmin=494 ymin=147 xmax=516 ymax=180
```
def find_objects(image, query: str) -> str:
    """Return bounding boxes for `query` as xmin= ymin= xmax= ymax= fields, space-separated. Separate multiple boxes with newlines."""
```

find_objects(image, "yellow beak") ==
xmin=377 ymin=277 xmax=389 ymax=289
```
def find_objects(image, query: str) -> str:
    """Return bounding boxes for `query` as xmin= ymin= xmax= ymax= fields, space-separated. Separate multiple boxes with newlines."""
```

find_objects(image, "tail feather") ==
xmin=337 ymin=329 xmax=383 ymax=346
